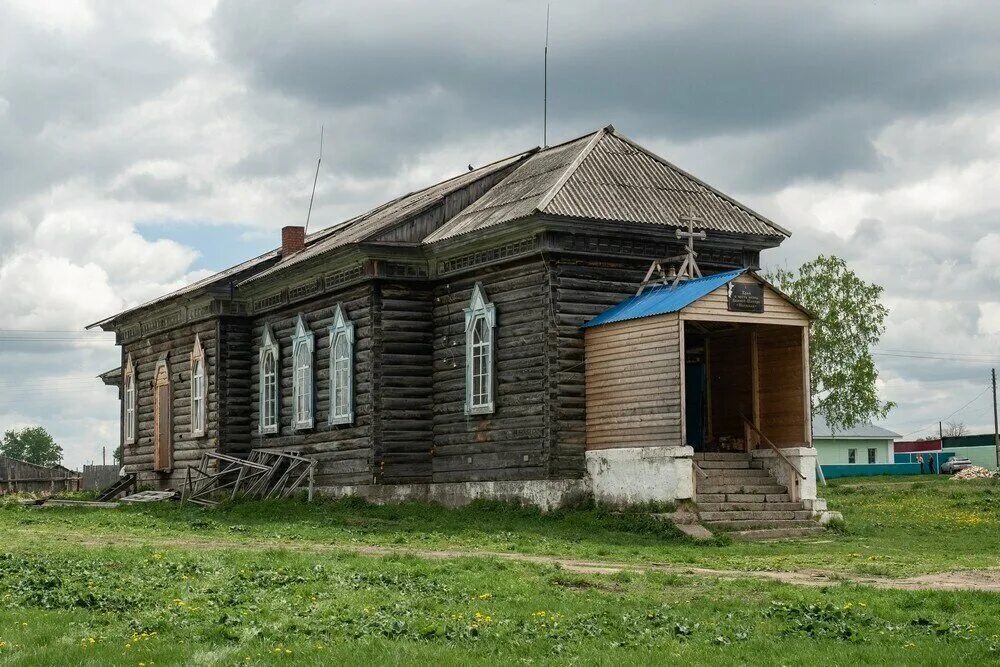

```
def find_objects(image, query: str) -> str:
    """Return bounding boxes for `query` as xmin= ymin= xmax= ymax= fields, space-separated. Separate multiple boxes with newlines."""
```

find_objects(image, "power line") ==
xmin=898 ymin=385 xmax=992 ymax=438
xmin=874 ymin=352 xmax=1000 ymax=363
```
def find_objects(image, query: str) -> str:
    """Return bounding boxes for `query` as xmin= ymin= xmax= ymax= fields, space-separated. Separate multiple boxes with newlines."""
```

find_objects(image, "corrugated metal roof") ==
xmin=240 ymin=151 xmax=532 ymax=285
xmin=812 ymin=416 xmax=901 ymax=439
xmin=582 ymin=268 xmax=747 ymax=329
xmin=427 ymin=127 xmax=789 ymax=243
xmin=548 ymin=133 xmax=787 ymax=237
xmin=422 ymin=132 xmax=597 ymax=243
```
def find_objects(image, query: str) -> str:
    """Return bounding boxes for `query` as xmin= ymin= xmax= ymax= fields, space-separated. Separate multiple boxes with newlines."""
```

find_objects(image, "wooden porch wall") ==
xmin=757 ymin=325 xmax=808 ymax=445
xmin=550 ymin=257 xmax=650 ymax=473
xmin=681 ymin=273 xmax=808 ymax=326
xmin=122 ymin=319 xmax=219 ymax=488
xmin=584 ymin=313 xmax=683 ymax=450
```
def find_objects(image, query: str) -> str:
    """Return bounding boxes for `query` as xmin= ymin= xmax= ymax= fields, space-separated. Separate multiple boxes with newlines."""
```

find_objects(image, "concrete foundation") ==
xmin=586 ymin=445 xmax=694 ymax=506
xmin=751 ymin=447 xmax=818 ymax=501
xmin=315 ymin=478 xmax=591 ymax=512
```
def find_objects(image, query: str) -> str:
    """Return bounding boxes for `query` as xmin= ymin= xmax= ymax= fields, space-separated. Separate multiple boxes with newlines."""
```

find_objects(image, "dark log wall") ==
xmin=248 ymin=284 xmax=376 ymax=486
xmin=113 ymin=225 xmax=761 ymax=490
xmin=432 ymin=258 xmax=550 ymax=482
xmin=376 ymin=282 xmax=435 ymax=483
xmin=548 ymin=256 xmax=651 ymax=475
xmin=218 ymin=317 xmax=253 ymax=455
xmin=122 ymin=319 xmax=219 ymax=488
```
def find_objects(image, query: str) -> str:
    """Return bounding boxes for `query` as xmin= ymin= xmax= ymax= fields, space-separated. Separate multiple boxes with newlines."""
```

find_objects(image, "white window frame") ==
xmin=292 ymin=314 xmax=315 ymax=430
xmin=848 ymin=448 xmax=857 ymax=464
xmin=464 ymin=283 xmax=496 ymax=415
xmin=868 ymin=448 xmax=877 ymax=464
xmin=123 ymin=353 xmax=137 ymax=445
xmin=190 ymin=335 xmax=207 ymax=437
xmin=258 ymin=324 xmax=280 ymax=435
xmin=328 ymin=304 xmax=355 ymax=425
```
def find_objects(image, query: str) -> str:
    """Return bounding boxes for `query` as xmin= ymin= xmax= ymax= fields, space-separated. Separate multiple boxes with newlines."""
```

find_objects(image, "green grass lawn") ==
xmin=6 ymin=474 xmax=1000 ymax=576
xmin=0 ymin=474 xmax=998 ymax=664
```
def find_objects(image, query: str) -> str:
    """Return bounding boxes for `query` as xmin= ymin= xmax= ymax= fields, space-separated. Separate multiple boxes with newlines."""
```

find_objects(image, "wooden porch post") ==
xmin=750 ymin=329 xmax=760 ymax=433
xmin=679 ymin=320 xmax=687 ymax=447
xmin=801 ymin=325 xmax=812 ymax=445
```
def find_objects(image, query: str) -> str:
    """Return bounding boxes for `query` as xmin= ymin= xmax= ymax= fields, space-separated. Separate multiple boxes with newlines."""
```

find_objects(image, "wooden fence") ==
xmin=82 ymin=465 xmax=121 ymax=491
xmin=0 ymin=456 xmax=80 ymax=495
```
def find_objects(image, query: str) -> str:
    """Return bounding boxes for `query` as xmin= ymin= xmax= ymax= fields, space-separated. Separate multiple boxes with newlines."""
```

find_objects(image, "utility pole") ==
xmin=993 ymin=368 xmax=999 ymax=468
xmin=939 ymin=421 xmax=943 ymax=439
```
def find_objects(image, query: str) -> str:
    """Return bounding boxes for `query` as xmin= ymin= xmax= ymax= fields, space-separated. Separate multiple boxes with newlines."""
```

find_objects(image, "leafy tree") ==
xmin=768 ymin=255 xmax=894 ymax=432
xmin=1 ymin=426 xmax=63 ymax=467
xmin=113 ymin=444 xmax=123 ymax=466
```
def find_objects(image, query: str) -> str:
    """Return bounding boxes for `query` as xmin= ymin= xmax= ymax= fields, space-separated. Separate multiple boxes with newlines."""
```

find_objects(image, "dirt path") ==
xmin=21 ymin=529 xmax=1000 ymax=593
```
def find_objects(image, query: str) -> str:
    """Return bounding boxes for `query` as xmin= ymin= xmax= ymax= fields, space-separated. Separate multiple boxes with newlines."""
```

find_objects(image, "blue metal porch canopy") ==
xmin=581 ymin=268 xmax=748 ymax=329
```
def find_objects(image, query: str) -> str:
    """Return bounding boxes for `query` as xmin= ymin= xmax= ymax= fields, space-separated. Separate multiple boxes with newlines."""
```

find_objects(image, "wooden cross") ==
xmin=635 ymin=205 xmax=708 ymax=294
xmin=670 ymin=205 xmax=707 ymax=286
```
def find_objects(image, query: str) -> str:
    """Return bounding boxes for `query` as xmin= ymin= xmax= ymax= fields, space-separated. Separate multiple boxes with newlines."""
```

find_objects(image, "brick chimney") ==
xmin=281 ymin=225 xmax=305 ymax=256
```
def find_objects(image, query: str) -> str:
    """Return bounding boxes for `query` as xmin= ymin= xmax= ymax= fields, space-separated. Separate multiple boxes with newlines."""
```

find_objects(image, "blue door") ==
xmin=685 ymin=362 xmax=706 ymax=450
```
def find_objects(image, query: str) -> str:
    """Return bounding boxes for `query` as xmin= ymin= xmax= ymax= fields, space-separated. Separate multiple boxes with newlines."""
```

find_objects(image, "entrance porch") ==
xmin=582 ymin=269 xmax=819 ymax=517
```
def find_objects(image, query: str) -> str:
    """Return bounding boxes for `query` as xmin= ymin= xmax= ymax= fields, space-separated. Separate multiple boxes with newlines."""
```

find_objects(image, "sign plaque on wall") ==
xmin=727 ymin=282 xmax=764 ymax=313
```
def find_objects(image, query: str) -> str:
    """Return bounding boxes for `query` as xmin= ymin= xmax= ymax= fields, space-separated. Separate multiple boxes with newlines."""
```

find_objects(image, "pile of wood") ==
xmin=952 ymin=466 xmax=998 ymax=480
xmin=181 ymin=449 xmax=316 ymax=506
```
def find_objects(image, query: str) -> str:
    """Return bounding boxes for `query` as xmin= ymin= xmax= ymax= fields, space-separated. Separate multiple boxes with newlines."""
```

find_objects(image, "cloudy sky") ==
xmin=3 ymin=0 xmax=1000 ymax=467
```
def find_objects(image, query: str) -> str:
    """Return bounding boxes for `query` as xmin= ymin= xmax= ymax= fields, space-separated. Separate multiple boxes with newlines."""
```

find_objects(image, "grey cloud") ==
xmin=210 ymin=1 xmax=1000 ymax=185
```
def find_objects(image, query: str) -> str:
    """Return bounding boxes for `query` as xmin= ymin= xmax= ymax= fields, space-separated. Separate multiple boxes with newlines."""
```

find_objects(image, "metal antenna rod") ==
xmin=304 ymin=125 xmax=324 ymax=233
xmin=543 ymin=3 xmax=550 ymax=148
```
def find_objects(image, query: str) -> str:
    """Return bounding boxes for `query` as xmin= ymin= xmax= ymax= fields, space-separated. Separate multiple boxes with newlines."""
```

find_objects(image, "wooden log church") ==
xmin=91 ymin=125 xmax=824 ymax=519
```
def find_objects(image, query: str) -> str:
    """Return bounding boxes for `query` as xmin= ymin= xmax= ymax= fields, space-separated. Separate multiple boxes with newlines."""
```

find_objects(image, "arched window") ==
xmin=190 ymin=335 xmax=207 ymax=437
xmin=464 ymin=283 xmax=496 ymax=415
xmin=292 ymin=314 xmax=315 ymax=430
xmin=123 ymin=354 xmax=137 ymax=445
xmin=259 ymin=324 xmax=280 ymax=435
xmin=328 ymin=304 xmax=355 ymax=425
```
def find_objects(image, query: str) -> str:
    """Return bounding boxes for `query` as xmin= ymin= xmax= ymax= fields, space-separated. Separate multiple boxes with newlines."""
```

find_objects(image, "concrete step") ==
xmin=728 ymin=493 xmax=792 ymax=503
xmin=699 ymin=510 xmax=814 ymax=522
xmin=698 ymin=484 xmax=788 ymax=495
xmin=698 ymin=501 xmax=805 ymax=512
xmin=700 ymin=470 xmax=772 ymax=480
xmin=695 ymin=493 xmax=792 ymax=503
xmin=703 ymin=519 xmax=820 ymax=530
xmin=695 ymin=459 xmax=752 ymax=470
xmin=701 ymin=465 xmax=769 ymax=475
xmin=692 ymin=452 xmax=751 ymax=461
xmin=729 ymin=526 xmax=828 ymax=541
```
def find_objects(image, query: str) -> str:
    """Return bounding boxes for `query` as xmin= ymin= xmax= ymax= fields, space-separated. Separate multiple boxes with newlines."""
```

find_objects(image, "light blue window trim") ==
xmin=328 ymin=304 xmax=355 ymax=426
xmin=464 ymin=283 xmax=496 ymax=416
xmin=291 ymin=314 xmax=315 ymax=430
xmin=258 ymin=324 xmax=280 ymax=435
xmin=190 ymin=334 xmax=207 ymax=437
xmin=123 ymin=353 xmax=137 ymax=445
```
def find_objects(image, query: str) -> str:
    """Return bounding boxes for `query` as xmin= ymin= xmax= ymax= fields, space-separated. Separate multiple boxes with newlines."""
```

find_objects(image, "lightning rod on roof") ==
xmin=543 ymin=3 xmax=550 ymax=148
xmin=304 ymin=125 xmax=324 ymax=234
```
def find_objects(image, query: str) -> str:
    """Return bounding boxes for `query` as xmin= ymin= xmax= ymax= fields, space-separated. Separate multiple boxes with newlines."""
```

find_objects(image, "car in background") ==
xmin=940 ymin=457 xmax=973 ymax=474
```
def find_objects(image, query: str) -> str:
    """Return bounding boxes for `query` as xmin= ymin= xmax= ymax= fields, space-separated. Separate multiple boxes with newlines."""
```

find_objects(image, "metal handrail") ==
xmin=743 ymin=417 xmax=807 ymax=481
